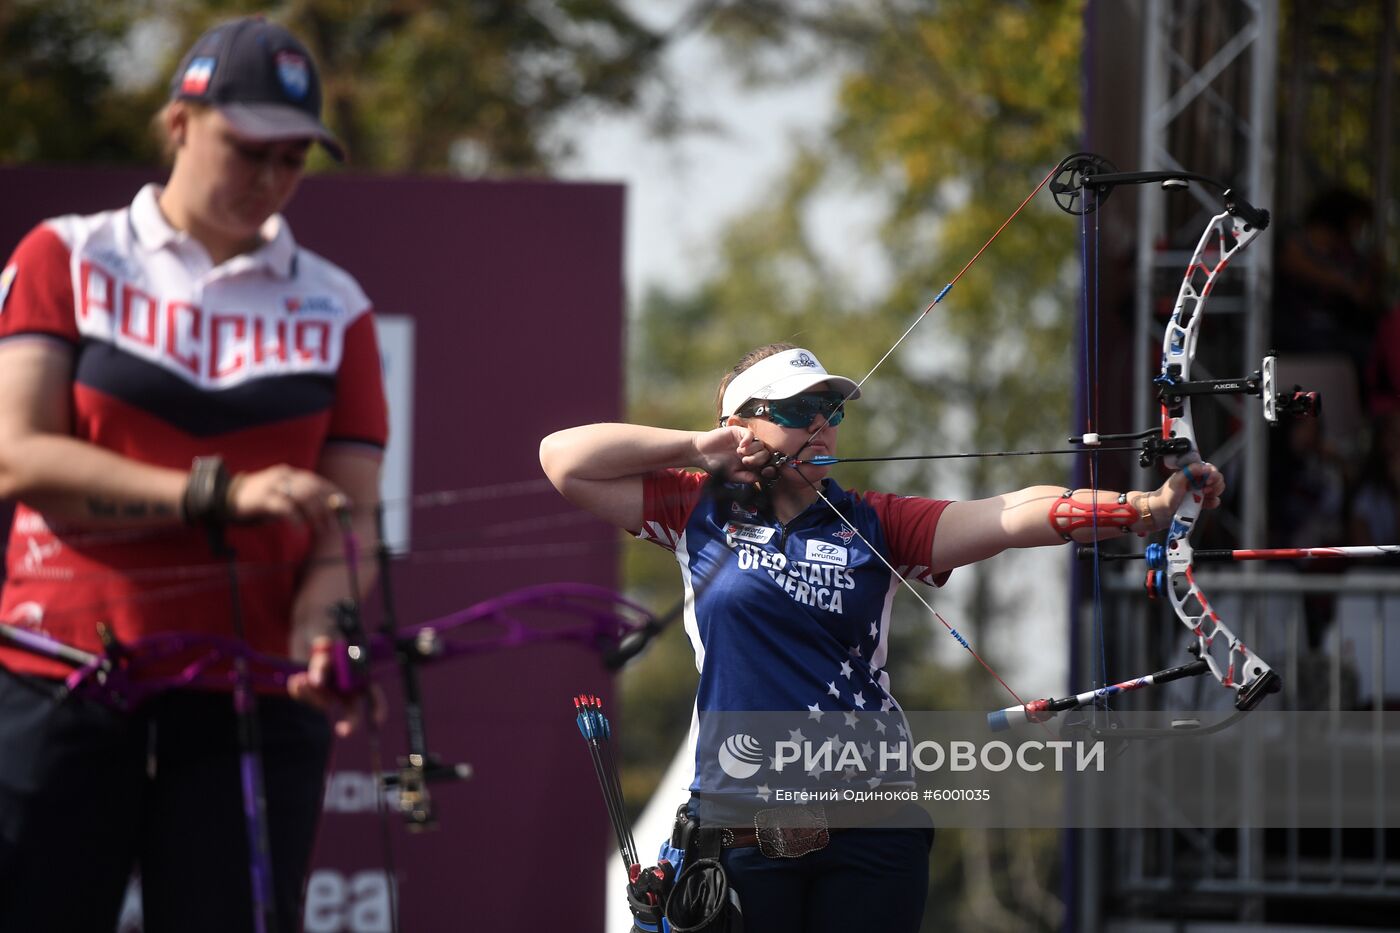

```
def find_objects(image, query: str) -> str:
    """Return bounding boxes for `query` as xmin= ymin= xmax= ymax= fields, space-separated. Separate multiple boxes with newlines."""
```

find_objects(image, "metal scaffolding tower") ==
xmin=1078 ymin=1 xmax=1400 ymax=929
xmin=1131 ymin=0 xmax=1276 ymax=547
xmin=1134 ymin=3 xmax=1276 ymax=926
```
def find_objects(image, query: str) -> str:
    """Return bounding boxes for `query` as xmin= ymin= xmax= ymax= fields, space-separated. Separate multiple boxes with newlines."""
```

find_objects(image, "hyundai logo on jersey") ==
xmin=805 ymin=540 xmax=849 ymax=566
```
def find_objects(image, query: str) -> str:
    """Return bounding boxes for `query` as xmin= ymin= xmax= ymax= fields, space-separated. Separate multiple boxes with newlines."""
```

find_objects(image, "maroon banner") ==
xmin=0 ymin=166 xmax=625 ymax=932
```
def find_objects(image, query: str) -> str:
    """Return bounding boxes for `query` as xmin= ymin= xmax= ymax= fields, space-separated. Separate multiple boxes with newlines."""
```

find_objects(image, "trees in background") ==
xmin=0 ymin=0 xmax=161 ymax=163
xmin=0 ymin=0 xmax=690 ymax=172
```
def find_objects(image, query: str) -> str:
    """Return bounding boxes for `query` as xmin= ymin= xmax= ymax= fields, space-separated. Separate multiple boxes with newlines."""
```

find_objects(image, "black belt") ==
xmin=719 ymin=827 xmax=760 ymax=849
xmin=721 ymin=811 xmax=831 ymax=858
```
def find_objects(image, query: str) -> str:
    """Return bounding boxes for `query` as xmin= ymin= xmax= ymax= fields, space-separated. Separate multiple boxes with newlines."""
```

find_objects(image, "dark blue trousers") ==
xmin=719 ymin=825 xmax=933 ymax=933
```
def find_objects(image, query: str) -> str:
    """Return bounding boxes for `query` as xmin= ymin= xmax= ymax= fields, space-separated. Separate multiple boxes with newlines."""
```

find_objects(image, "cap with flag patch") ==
xmin=170 ymin=16 xmax=345 ymax=162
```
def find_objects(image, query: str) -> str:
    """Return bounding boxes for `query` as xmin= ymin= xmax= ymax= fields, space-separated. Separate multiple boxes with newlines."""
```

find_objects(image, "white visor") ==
xmin=720 ymin=348 xmax=861 ymax=419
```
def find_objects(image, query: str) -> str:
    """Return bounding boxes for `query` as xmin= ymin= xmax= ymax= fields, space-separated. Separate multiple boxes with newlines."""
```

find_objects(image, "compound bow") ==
xmin=991 ymin=152 xmax=1322 ymax=730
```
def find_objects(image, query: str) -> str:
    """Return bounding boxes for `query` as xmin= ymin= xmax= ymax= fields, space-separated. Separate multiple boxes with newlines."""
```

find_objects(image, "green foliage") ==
xmin=1280 ymin=0 xmax=1392 ymax=197
xmin=1279 ymin=0 xmax=1399 ymax=299
xmin=280 ymin=0 xmax=672 ymax=173
xmin=0 ymin=0 xmax=677 ymax=173
xmin=0 ymin=0 xmax=165 ymax=163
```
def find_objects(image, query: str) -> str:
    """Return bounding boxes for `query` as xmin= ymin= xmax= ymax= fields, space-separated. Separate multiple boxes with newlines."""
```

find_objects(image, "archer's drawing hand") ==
xmin=694 ymin=426 xmax=774 ymax=484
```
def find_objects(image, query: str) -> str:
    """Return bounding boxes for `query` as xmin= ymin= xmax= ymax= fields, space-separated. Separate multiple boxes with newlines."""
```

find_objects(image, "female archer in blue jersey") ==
xmin=541 ymin=341 xmax=1222 ymax=933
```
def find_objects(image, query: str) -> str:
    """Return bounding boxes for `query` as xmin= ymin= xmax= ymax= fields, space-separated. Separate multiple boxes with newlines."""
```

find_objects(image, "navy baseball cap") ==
xmin=170 ymin=16 xmax=345 ymax=161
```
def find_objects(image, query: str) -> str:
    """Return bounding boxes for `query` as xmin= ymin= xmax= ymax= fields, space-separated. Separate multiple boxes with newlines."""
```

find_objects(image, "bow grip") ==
xmin=314 ymin=634 xmax=370 ymax=699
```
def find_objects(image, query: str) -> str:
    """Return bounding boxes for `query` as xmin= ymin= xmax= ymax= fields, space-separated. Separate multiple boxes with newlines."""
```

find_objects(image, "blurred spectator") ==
xmin=1274 ymin=187 xmax=1382 ymax=377
xmin=1269 ymin=415 xmax=1349 ymax=549
xmin=1348 ymin=411 xmax=1400 ymax=547
xmin=1365 ymin=302 xmax=1400 ymax=416
xmin=1268 ymin=415 xmax=1349 ymax=650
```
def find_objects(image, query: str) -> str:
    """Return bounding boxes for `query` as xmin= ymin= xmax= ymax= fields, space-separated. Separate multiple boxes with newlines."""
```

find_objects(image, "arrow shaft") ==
xmin=1218 ymin=546 xmax=1400 ymax=561
xmin=1085 ymin=545 xmax=1400 ymax=563
xmin=796 ymin=445 xmax=1143 ymax=466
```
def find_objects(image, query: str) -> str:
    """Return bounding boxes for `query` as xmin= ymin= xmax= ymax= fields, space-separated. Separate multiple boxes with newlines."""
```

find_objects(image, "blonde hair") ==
xmin=714 ymin=342 xmax=797 ymax=423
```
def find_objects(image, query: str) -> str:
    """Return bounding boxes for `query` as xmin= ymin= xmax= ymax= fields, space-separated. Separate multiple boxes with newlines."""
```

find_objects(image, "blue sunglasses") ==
xmin=740 ymin=391 xmax=848 ymax=428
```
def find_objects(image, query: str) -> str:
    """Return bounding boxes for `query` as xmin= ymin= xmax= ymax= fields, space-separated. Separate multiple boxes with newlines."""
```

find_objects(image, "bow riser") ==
xmin=1159 ymin=561 xmax=1278 ymax=709
xmin=1157 ymin=214 xmax=1265 ymax=460
xmin=1156 ymin=209 xmax=1278 ymax=710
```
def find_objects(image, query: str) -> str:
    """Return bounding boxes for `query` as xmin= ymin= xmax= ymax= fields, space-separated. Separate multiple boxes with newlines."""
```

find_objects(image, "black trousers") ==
xmin=0 ymin=668 xmax=332 ymax=933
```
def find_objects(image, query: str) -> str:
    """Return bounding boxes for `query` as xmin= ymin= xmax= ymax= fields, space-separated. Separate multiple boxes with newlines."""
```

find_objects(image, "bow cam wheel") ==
xmin=1050 ymin=152 xmax=1118 ymax=215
